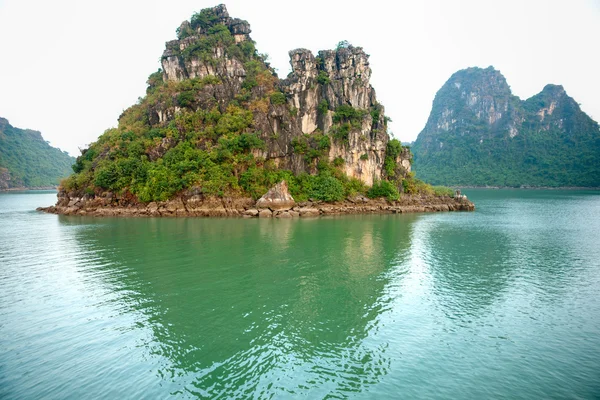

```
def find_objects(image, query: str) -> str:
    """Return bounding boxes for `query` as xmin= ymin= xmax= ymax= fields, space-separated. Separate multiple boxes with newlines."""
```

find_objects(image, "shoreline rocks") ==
xmin=37 ymin=190 xmax=475 ymax=218
xmin=255 ymin=181 xmax=296 ymax=211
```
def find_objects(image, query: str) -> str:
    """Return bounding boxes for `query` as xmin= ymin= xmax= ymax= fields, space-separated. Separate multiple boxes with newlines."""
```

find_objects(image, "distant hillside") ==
xmin=0 ymin=117 xmax=74 ymax=189
xmin=412 ymin=67 xmax=600 ymax=187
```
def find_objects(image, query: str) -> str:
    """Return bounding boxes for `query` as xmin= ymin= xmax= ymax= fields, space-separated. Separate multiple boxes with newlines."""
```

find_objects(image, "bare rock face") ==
xmin=256 ymin=181 xmax=296 ymax=211
xmin=161 ymin=4 xmax=250 ymax=87
xmin=279 ymin=46 xmax=389 ymax=185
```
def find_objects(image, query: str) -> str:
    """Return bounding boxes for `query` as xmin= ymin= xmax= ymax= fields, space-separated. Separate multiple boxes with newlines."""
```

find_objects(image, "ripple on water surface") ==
xmin=1 ymin=190 xmax=600 ymax=399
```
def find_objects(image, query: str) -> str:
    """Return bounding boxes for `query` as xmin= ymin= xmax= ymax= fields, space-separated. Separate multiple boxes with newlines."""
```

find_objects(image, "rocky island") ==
xmin=412 ymin=67 xmax=600 ymax=187
xmin=39 ymin=4 xmax=474 ymax=217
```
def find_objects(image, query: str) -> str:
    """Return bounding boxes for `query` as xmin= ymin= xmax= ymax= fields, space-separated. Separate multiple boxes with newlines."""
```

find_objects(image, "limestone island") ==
xmin=39 ymin=4 xmax=474 ymax=218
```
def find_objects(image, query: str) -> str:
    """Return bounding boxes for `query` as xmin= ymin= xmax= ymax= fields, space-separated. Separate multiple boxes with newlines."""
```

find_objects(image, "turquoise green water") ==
xmin=1 ymin=189 xmax=600 ymax=399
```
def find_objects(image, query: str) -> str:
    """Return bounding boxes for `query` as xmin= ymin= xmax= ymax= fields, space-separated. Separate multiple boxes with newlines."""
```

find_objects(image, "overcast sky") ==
xmin=0 ymin=0 xmax=598 ymax=156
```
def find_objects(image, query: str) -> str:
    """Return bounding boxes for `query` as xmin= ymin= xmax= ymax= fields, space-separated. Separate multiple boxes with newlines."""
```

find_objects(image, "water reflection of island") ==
xmin=410 ymin=215 xmax=515 ymax=320
xmin=65 ymin=214 xmax=418 ymax=398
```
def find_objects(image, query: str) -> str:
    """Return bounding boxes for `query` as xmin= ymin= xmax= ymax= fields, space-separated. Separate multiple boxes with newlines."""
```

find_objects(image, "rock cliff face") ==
xmin=156 ymin=5 xmax=395 ymax=186
xmin=412 ymin=67 xmax=600 ymax=187
xmin=162 ymin=5 xmax=251 ymax=84
xmin=279 ymin=47 xmax=389 ymax=185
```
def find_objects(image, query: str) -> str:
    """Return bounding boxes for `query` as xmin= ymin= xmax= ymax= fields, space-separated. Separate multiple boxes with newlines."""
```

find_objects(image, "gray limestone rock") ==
xmin=256 ymin=181 xmax=295 ymax=211
xmin=258 ymin=209 xmax=273 ymax=218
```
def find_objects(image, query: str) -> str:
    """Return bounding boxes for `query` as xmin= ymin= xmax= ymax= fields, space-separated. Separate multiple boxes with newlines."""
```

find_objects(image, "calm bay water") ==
xmin=1 ymin=189 xmax=600 ymax=399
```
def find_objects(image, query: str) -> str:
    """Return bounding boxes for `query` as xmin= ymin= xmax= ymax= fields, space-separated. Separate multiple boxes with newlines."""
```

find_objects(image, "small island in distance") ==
xmin=39 ymin=4 xmax=474 ymax=217
xmin=0 ymin=117 xmax=74 ymax=190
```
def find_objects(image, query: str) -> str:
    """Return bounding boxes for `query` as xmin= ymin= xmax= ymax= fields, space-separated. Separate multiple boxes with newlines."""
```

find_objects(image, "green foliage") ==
xmin=330 ymin=105 xmax=367 ymax=145
xmin=177 ymin=90 xmax=195 ymax=108
xmin=291 ymin=133 xmax=330 ymax=162
xmin=242 ymin=60 xmax=264 ymax=90
xmin=384 ymin=139 xmax=409 ymax=178
xmin=367 ymin=179 xmax=399 ymax=201
xmin=318 ymin=100 xmax=329 ymax=115
xmin=176 ymin=23 xmax=195 ymax=40
xmin=412 ymin=67 xmax=600 ymax=187
xmin=310 ymin=174 xmax=345 ymax=201
xmin=383 ymin=156 xmax=395 ymax=177
xmin=182 ymin=24 xmax=235 ymax=62
xmin=432 ymin=186 xmax=454 ymax=196
xmin=0 ymin=119 xmax=74 ymax=188
xmin=317 ymin=71 xmax=330 ymax=85
xmin=360 ymin=153 xmax=368 ymax=161
xmin=333 ymin=157 xmax=345 ymax=167
xmin=336 ymin=40 xmax=351 ymax=50
xmin=240 ymin=41 xmax=256 ymax=58
xmin=94 ymin=162 xmax=119 ymax=189
xmin=333 ymin=105 xmax=366 ymax=124
xmin=402 ymin=172 xmax=434 ymax=195
xmin=370 ymin=107 xmax=381 ymax=126
xmin=270 ymin=92 xmax=286 ymax=105
xmin=190 ymin=8 xmax=219 ymax=31
xmin=330 ymin=123 xmax=351 ymax=144
xmin=386 ymin=139 xmax=403 ymax=159
xmin=146 ymin=69 xmax=164 ymax=94
xmin=315 ymin=57 xmax=324 ymax=69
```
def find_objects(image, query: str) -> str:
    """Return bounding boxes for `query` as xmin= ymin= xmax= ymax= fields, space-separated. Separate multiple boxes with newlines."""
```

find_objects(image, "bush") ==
xmin=182 ymin=25 xmax=235 ymax=61
xmin=318 ymin=100 xmax=329 ymax=115
xmin=368 ymin=179 xmax=399 ymax=201
xmin=331 ymin=122 xmax=351 ymax=144
xmin=333 ymin=105 xmax=366 ymax=124
xmin=370 ymin=107 xmax=381 ymax=126
xmin=317 ymin=71 xmax=330 ymax=85
xmin=433 ymin=186 xmax=454 ymax=197
xmin=94 ymin=163 xmax=119 ymax=190
xmin=240 ymin=41 xmax=256 ymax=58
xmin=311 ymin=174 xmax=345 ymax=202
xmin=190 ymin=8 xmax=220 ymax=30
xmin=386 ymin=139 xmax=403 ymax=159
xmin=146 ymin=69 xmax=164 ymax=94
xmin=270 ymin=92 xmax=286 ymax=105
xmin=336 ymin=40 xmax=351 ymax=50
xmin=333 ymin=156 xmax=345 ymax=167
xmin=291 ymin=133 xmax=330 ymax=162
xmin=402 ymin=173 xmax=434 ymax=195
xmin=345 ymin=177 xmax=367 ymax=197
xmin=177 ymin=91 xmax=195 ymax=108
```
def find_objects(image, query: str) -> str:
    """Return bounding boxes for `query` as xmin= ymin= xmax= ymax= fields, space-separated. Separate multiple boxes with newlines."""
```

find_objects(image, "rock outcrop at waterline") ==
xmin=42 ymin=4 xmax=472 ymax=216
xmin=38 ymin=187 xmax=474 ymax=217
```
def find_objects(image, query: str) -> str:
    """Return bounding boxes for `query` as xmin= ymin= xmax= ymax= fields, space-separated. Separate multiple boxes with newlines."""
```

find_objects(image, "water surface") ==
xmin=1 ymin=189 xmax=599 ymax=398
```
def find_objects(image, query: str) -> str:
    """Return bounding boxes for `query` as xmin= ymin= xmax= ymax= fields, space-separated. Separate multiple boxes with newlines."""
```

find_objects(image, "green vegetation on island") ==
xmin=0 ymin=118 xmax=74 ymax=189
xmin=61 ymin=5 xmax=451 ymax=204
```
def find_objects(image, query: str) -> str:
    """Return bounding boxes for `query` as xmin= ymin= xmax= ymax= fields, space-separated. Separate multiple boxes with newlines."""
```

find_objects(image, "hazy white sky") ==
xmin=0 ymin=0 xmax=598 ymax=156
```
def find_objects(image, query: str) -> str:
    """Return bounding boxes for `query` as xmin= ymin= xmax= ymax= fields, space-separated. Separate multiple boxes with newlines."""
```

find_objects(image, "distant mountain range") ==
xmin=412 ymin=66 xmax=600 ymax=187
xmin=0 ymin=117 xmax=74 ymax=189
